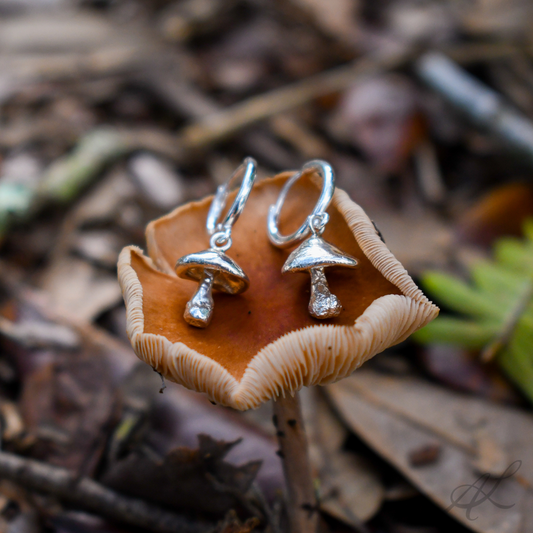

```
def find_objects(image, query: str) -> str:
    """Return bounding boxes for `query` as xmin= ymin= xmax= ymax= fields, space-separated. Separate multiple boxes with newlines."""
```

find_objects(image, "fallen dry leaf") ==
xmin=303 ymin=389 xmax=384 ymax=525
xmin=457 ymin=182 xmax=533 ymax=247
xmin=215 ymin=510 xmax=260 ymax=533
xmin=331 ymin=74 xmax=425 ymax=173
xmin=420 ymin=344 xmax=519 ymax=403
xmin=20 ymin=346 xmax=118 ymax=475
xmin=362 ymin=207 xmax=453 ymax=275
xmin=102 ymin=435 xmax=262 ymax=519
xmin=327 ymin=369 xmax=533 ymax=533
xmin=39 ymin=256 xmax=122 ymax=323
xmin=109 ymin=365 xmax=283 ymax=502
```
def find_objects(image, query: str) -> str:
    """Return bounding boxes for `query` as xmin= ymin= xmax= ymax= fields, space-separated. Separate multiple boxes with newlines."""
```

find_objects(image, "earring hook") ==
xmin=267 ymin=160 xmax=335 ymax=248
xmin=206 ymin=157 xmax=257 ymax=240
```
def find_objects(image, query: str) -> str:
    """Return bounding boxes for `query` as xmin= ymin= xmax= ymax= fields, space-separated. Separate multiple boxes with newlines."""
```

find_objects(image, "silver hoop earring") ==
xmin=176 ymin=157 xmax=256 ymax=328
xmin=267 ymin=160 xmax=358 ymax=319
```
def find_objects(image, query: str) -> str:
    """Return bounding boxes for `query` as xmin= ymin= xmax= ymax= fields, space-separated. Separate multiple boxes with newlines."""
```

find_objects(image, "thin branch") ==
xmin=179 ymin=47 xmax=412 ymax=148
xmin=416 ymin=51 xmax=533 ymax=167
xmin=0 ymin=450 xmax=212 ymax=533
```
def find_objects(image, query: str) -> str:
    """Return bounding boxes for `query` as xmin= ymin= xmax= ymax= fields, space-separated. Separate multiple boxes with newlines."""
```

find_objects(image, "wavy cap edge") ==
xmin=117 ymin=181 xmax=439 ymax=410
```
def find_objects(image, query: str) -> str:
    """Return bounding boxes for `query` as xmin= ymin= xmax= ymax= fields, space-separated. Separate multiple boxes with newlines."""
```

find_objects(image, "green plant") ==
xmin=415 ymin=220 xmax=533 ymax=402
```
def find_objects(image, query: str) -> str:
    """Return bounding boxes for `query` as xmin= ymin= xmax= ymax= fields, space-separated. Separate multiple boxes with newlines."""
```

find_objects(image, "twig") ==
xmin=0 ymin=450 xmax=211 ymax=533
xmin=272 ymin=393 xmax=318 ymax=533
xmin=141 ymin=67 xmax=296 ymax=168
xmin=179 ymin=47 xmax=412 ymax=148
xmin=416 ymin=52 xmax=533 ymax=167
xmin=249 ymin=482 xmax=282 ymax=533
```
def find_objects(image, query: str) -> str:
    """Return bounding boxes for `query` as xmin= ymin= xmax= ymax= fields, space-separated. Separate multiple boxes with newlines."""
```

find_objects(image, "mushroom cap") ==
xmin=176 ymin=249 xmax=249 ymax=294
xmin=282 ymin=235 xmax=358 ymax=274
xmin=118 ymin=170 xmax=439 ymax=410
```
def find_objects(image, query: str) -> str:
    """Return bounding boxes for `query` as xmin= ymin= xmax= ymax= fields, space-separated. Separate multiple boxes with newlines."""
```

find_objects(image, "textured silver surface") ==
xmin=308 ymin=267 xmax=342 ymax=319
xmin=176 ymin=158 xmax=255 ymax=328
xmin=283 ymin=235 xmax=358 ymax=319
xmin=268 ymin=159 xmax=360 ymax=319
xmin=176 ymin=248 xmax=249 ymax=293
xmin=176 ymin=248 xmax=249 ymax=328
xmin=184 ymin=269 xmax=215 ymax=328
xmin=282 ymin=235 xmax=358 ymax=273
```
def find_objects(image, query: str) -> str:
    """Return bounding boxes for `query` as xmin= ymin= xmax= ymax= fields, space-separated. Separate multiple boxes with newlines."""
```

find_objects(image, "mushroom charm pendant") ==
xmin=268 ymin=160 xmax=358 ymax=319
xmin=175 ymin=158 xmax=256 ymax=328
xmin=175 ymin=241 xmax=249 ymax=327
xmin=283 ymin=215 xmax=358 ymax=318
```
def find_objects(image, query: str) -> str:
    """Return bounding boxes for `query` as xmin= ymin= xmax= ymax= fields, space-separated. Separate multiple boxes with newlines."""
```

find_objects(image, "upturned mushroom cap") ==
xmin=118 ymin=170 xmax=439 ymax=410
xmin=176 ymin=249 xmax=249 ymax=294
xmin=282 ymin=235 xmax=358 ymax=274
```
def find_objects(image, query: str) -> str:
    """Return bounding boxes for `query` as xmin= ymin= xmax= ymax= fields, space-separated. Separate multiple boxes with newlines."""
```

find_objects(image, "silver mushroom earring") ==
xmin=267 ymin=160 xmax=358 ymax=319
xmin=175 ymin=157 xmax=256 ymax=328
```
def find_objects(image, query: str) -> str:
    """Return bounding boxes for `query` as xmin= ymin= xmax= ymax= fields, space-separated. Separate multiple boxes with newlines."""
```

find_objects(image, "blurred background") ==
xmin=1 ymin=0 xmax=533 ymax=532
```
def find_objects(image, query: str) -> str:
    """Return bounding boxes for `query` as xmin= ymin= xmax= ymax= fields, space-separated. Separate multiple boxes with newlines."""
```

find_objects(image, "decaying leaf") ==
xmin=420 ymin=344 xmax=519 ymax=403
xmin=362 ymin=207 xmax=453 ymax=275
xmin=330 ymin=74 xmax=425 ymax=173
xmin=328 ymin=369 xmax=533 ymax=533
xmin=102 ymin=435 xmax=262 ymax=518
xmin=215 ymin=510 xmax=260 ymax=533
xmin=457 ymin=182 xmax=533 ymax=246
xmin=39 ymin=256 xmax=122 ymax=323
xmin=107 ymin=363 xmax=283 ymax=502
xmin=303 ymin=389 xmax=384 ymax=525
xmin=20 ymin=346 xmax=118 ymax=475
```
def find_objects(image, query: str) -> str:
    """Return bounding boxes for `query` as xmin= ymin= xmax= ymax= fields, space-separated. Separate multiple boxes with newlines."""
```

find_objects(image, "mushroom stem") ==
xmin=184 ymin=270 xmax=215 ymax=328
xmin=273 ymin=392 xmax=318 ymax=533
xmin=308 ymin=267 xmax=342 ymax=319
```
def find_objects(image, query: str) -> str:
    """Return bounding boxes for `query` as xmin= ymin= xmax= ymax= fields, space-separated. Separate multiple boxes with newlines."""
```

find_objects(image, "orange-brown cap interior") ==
xmin=130 ymin=172 xmax=402 ymax=381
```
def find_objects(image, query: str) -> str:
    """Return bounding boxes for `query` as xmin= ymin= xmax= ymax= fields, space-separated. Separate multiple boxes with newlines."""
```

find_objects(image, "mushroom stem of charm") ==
xmin=273 ymin=392 xmax=318 ymax=533
xmin=309 ymin=267 xmax=342 ymax=319
xmin=184 ymin=270 xmax=215 ymax=328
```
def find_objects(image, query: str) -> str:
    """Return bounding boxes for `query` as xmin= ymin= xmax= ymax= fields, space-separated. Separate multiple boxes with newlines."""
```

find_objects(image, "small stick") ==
xmin=0 ymin=450 xmax=209 ymax=533
xmin=272 ymin=392 xmax=318 ymax=533
xmin=179 ymin=47 xmax=412 ymax=148
xmin=416 ymin=52 xmax=533 ymax=167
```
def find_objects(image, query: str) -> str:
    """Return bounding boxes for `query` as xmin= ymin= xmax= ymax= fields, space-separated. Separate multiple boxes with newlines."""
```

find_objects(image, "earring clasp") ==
xmin=207 ymin=157 xmax=257 ymax=238
xmin=267 ymin=160 xmax=335 ymax=248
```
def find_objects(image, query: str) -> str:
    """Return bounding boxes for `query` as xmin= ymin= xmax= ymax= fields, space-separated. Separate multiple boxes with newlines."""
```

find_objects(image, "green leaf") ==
xmin=417 ymin=221 xmax=533 ymax=404
xmin=498 ymin=344 xmax=533 ymax=403
xmin=522 ymin=218 xmax=533 ymax=243
xmin=422 ymin=272 xmax=503 ymax=319
xmin=494 ymin=238 xmax=533 ymax=273
xmin=414 ymin=318 xmax=497 ymax=348
xmin=470 ymin=261 xmax=527 ymax=299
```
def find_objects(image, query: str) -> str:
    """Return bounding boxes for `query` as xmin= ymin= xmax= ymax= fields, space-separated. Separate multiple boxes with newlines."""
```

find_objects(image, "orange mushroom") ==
xmin=118 ymin=168 xmax=438 ymax=532
xmin=118 ymin=170 xmax=437 ymax=409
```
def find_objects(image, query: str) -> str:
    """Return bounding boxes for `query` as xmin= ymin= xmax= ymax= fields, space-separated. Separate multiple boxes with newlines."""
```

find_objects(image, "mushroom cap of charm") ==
xmin=176 ymin=249 xmax=249 ymax=294
xmin=282 ymin=235 xmax=358 ymax=274
xmin=117 ymin=170 xmax=439 ymax=410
